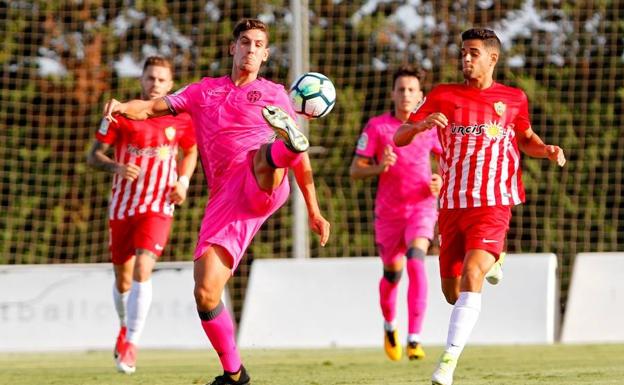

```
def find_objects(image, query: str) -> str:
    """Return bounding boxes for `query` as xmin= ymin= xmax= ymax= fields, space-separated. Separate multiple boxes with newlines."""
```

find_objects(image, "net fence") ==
xmin=1 ymin=0 xmax=622 ymax=317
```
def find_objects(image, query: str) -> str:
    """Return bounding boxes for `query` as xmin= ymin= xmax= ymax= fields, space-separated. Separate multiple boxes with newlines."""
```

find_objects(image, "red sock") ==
xmin=379 ymin=274 xmax=400 ymax=323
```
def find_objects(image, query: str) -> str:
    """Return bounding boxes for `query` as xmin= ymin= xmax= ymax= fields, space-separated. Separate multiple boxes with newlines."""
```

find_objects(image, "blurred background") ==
xmin=0 ymin=0 xmax=622 ymax=326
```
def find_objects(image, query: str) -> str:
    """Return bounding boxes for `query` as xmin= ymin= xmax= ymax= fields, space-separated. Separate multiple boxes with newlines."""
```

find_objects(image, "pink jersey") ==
xmin=408 ymin=82 xmax=530 ymax=209
xmin=355 ymin=112 xmax=442 ymax=219
xmin=96 ymin=114 xmax=195 ymax=219
xmin=165 ymin=76 xmax=297 ymax=192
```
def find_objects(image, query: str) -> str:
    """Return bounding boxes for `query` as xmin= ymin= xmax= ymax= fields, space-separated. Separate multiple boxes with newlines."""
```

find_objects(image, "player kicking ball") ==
xmin=103 ymin=19 xmax=330 ymax=385
xmin=394 ymin=28 xmax=565 ymax=385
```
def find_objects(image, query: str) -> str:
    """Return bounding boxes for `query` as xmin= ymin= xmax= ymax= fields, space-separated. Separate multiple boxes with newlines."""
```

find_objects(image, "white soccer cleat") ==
xmin=262 ymin=105 xmax=309 ymax=153
xmin=431 ymin=351 xmax=458 ymax=385
xmin=485 ymin=252 xmax=506 ymax=285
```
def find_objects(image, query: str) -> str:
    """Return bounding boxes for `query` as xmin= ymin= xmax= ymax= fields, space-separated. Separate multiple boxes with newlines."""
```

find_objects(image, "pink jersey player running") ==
xmin=102 ymin=19 xmax=330 ymax=385
xmin=394 ymin=29 xmax=566 ymax=385
xmin=350 ymin=65 xmax=442 ymax=362
xmin=87 ymin=56 xmax=198 ymax=374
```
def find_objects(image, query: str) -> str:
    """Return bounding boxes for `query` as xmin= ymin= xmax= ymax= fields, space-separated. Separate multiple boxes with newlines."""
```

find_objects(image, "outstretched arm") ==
xmin=393 ymin=112 xmax=448 ymax=147
xmin=516 ymin=127 xmax=566 ymax=167
xmin=103 ymin=97 xmax=172 ymax=122
xmin=349 ymin=145 xmax=397 ymax=180
xmin=292 ymin=153 xmax=330 ymax=246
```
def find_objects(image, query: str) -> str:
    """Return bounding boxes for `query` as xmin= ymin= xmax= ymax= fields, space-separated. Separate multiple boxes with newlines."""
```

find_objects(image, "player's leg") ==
xmin=432 ymin=207 xmax=510 ymax=385
xmin=375 ymin=218 xmax=405 ymax=361
xmin=195 ymin=245 xmax=250 ymax=385
xmin=112 ymin=257 xmax=133 ymax=359
xmin=118 ymin=215 xmax=171 ymax=374
xmin=253 ymin=105 xmax=308 ymax=192
xmin=405 ymin=237 xmax=429 ymax=360
xmin=110 ymin=218 xmax=134 ymax=362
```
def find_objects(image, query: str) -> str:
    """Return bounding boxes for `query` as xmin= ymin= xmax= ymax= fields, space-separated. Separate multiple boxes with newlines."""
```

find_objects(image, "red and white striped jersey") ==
xmin=96 ymin=114 xmax=195 ymax=219
xmin=408 ymin=82 xmax=531 ymax=209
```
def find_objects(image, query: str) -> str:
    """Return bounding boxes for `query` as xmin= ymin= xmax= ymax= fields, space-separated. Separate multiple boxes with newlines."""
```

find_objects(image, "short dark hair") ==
xmin=142 ymin=56 xmax=174 ymax=77
xmin=392 ymin=64 xmax=424 ymax=89
xmin=232 ymin=18 xmax=269 ymax=42
xmin=461 ymin=28 xmax=501 ymax=52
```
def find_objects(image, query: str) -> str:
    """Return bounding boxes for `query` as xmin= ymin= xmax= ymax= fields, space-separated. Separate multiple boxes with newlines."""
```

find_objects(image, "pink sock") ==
xmin=267 ymin=140 xmax=302 ymax=168
xmin=199 ymin=303 xmax=241 ymax=373
xmin=379 ymin=272 xmax=400 ymax=323
xmin=406 ymin=256 xmax=428 ymax=334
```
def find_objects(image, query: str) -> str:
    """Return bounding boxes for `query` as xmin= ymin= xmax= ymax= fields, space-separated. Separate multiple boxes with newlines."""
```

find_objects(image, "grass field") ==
xmin=1 ymin=344 xmax=623 ymax=385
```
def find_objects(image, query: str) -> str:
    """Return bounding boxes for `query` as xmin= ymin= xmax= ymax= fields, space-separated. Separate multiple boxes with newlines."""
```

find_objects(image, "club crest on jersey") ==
xmin=165 ymin=126 xmax=176 ymax=141
xmin=247 ymin=90 xmax=262 ymax=103
xmin=494 ymin=101 xmax=506 ymax=116
xmin=484 ymin=121 xmax=505 ymax=140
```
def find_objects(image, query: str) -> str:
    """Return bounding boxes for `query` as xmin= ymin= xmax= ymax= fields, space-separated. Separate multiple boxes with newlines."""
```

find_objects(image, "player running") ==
xmin=394 ymin=28 xmax=566 ymax=385
xmin=350 ymin=65 xmax=442 ymax=361
xmin=102 ymin=18 xmax=330 ymax=385
xmin=87 ymin=56 xmax=197 ymax=374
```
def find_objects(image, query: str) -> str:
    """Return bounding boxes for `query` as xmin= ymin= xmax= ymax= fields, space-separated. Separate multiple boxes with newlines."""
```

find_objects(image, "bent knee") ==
xmin=194 ymin=286 xmax=222 ymax=310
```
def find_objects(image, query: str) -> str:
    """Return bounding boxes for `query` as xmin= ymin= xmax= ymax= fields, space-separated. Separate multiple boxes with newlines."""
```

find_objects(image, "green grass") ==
xmin=1 ymin=345 xmax=623 ymax=385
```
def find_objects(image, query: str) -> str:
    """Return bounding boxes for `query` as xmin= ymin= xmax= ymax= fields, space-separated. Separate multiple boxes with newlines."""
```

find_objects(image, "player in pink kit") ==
xmin=394 ymin=29 xmax=566 ymax=385
xmin=103 ymin=19 xmax=330 ymax=385
xmin=87 ymin=56 xmax=197 ymax=374
xmin=350 ymin=65 xmax=442 ymax=361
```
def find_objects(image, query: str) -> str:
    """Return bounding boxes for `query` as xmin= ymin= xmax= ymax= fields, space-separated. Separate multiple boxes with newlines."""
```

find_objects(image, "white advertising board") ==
xmin=239 ymin=254 xmax=558 ymax=348
xmin=0 ymin=262 xmax=219 ymax=351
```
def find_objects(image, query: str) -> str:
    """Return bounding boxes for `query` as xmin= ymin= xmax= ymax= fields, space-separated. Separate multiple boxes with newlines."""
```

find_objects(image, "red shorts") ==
xmin=109 ymin=214 xmax=173 ymax=265
xmin=438 ymin=206 xmax=511 ymax=278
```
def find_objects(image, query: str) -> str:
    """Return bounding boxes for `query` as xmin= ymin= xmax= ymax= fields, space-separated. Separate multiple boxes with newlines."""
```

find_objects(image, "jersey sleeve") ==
xmin=165 ymin=81 xmax=201 ymax=116
xmin=512 ymin=90 xmax=531 ymax=132
xmin=354 ymin=119 xmax=379 ymax=159
xmin=95 ymin=118 xmax=119 ymax=144
xmin=178 ymin=115 xmax=196 ymax=150
xmin=408 ymin=87 xmax=440 ymax=124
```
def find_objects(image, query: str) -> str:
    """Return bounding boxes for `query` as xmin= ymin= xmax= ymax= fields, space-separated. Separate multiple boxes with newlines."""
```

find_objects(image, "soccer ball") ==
xmin=289 ymin=72 xmax=336 ymax=119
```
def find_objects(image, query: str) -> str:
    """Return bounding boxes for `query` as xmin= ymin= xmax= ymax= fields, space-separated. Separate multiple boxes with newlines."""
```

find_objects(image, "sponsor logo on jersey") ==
xmin=356 ymin=133 xmax=369 ymax=151
xmin=165 ymin=126 xmax=176 ymax=141
xmin=494 ymin=101 xmax=506 ymax=116
xmin=450 ymin=121 xmax=507 ymax=140
xmin=484 ymin=121 xmax=504 ymax=140
xmin=247 ymin=90 xmax=262 ymax=103
xmin=127 ymin=144 xmax=175 ymax=159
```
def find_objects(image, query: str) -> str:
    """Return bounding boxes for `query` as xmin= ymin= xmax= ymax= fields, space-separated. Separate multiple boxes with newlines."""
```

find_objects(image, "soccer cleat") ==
xmin=262 ymin=105 xmax=309 ymax=153
xmin=384 ymin=329 xmax=402 ymax=361
xmin=207 ymin=365 xmax=251 ymax=385
xmin=407 ymin=341 xmax=426 ymax=360
xmin=113 ymin=326 xmax=127 ymax=359
xmin=485 ymin=252 xmax=506 ymax=285
xmin=116 ymin=341 xmax=137 ymax=374
xmin=431 ymin=351 xmax=458 ymax=385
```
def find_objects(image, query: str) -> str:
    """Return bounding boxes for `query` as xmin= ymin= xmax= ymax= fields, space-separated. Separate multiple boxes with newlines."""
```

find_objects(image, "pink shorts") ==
xmin=194 ymin=152 xmax=290 ymax=271
xmin=438 ymin=206 xmax=511 ymax=278
xmin=109 ymin=214 xmax=173 ymax=265
xmin=374 ymin=202 xmax=438 ymax=265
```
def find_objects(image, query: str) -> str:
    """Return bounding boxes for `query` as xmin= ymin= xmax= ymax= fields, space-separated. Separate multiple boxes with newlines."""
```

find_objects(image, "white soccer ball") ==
xmin=289 ymin=72 xmax=336 ymax=119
